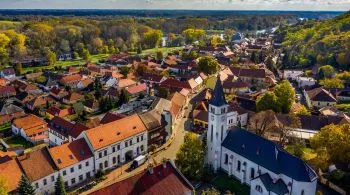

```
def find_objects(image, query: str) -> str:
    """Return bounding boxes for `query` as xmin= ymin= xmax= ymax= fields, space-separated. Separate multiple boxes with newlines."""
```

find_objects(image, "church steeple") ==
xmin=209 ymin=76 xmax=227 ymax=107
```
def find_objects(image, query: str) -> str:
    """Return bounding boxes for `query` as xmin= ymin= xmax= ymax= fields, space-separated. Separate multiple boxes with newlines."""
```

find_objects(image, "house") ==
xmin=117 ymin=79 xmax=137 ymax=91
xmin=223 ymin=80 xmax=249 ymax=94
xmin=160 ymin=78 xmax=191 ymax=93
xmin=26 ymin=95 xmax=55 ymax=111
xmin=296 ymin=77 xmax=316 ymax=88
xmin=0 ymin=78 xmax=9 ymax=86
xmin=336 ymin=88 xmax=350 ymax=101
xmin=0 ymin=156 xmax=24 ymax=193
xmin=102 ymin=88 xmax=119 ymax=100
xmin=63 ymin=92 xmax=84 ymax=104
xmin=40 ymin=77 xmax=58 ymax=91
xmin=17 ymin=147 xmax=57 ymax=195
xmin=46 ymin=106 xmax=75 ymax=119
xmin=126 ymin=83 xmax=147 ymax=99
xmin=19 ymin=83 xmax=42 ymax=95
xmin=89 ymin=160 xmax=194 ymax=195
xmin=283 ymin=70 xmax=304 ymax=80
xmin=100 ymin=112 xmax=125 ymax=124
xmin=140 ymin=74 xmax=166 ymax=86
xmin=304 ymin=87 xmax=337 ymax=109
xmin=206 ymin=78 xmax=317 ymax=195
xmin=48 ymin=138 xmax=95 ymax=189
xmin=14 ymin=92 xmax=35 ymax=105
xmin=0 ymin=68 xmax=16 ymax=81
xmin=149 ymin=98 xmax=172 ymax=140
xmin=139 ymin=109 xmax=168 ymax=147
xmin=48 ymin=116 xmax=88 ymax=146
xmin=12 ymin=114 xmax=49 ymax=144
xmin=230 ymin=67 xmax=266 ymax=87
xmin=170 ymin=92 xmax=186 ymax=120
xmin=0 ymin=103 xmax=25 ymax=124
xmin=0 ymin=86 xmax=16 ymax=98
xmin=82 ymin=114 xmax=148 ymax=171
xmin=50 ymin=87 xmax=69 ymax=100
xmin=77 ymin=78 xmax=93 ymax=90
xmin=60 ymin=74 xmax=83 ymax=88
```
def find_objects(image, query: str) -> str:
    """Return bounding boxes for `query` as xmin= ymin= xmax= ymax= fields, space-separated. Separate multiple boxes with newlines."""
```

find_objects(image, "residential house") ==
xmin=26 ymin=95 xmax=55 ymax=111
xmin=149 ymin=98 xmax=172 ymax=140
xmin=0 ymin=86 xmax=16 ymax=98
xmin=84 ymin=100 xmax=100 ymax=113
xmin=140 ymin=74 xmax=166 ymax=87
xmin=77 ymin=78 xmax=93 ymax=90
xmin=89 ymin=160 xmax=194 ymax=195
xmin=50 ymin=87 xmax=69 ymax=100
xmin=63 ymin=92 xmax=84 ymax=104
xmin=139 ymin=109 xmax=168 ymax=147
xmin=12 ymin=114 xmax=49 ymax=144
xmin=0 ymin=78 xmax=9 ymax=87
xmin=0 ymin=156 xmax=24 ymax=193
xmin=170 ymin=92 xmax=186 ymax=120
xmin=60 ymin=74 xmax=83 ymax=88
xmin=46 ymin=106 xmax=75 ymax=120
xmin=48 ymin=116 xmax=88 ymax=146
xmin=283 ymin=70 xmax=304 ymax=80
xmin=17 ymin=148 xmax=57 ymax=195
xmin=160 ymin=78 xmax=191 ymax=93
xmin=40 ymin=77 xmax=58 ymax=91
xmin=100 ymin=112 xmax=125 ymax=124
xmin=336 ymin=88 xmax=350 ymax=101
xmin=18 ymin=83 xmax=42 ymax=95
xmin=0 ymin=68 xmax=16 ymax=81
xmin=126 ymin=83 xmax=147 ymax=100
xmin=222 ymin=80 xmax=249 ymax=94
xmin=102 ymin=88 xmax=119 ymax=100
xmin=14 ymin=92 xmax=35 ymax=105
xmin=117 ymin=79 xmax=137 ymax=91
xmin=0 ymin=103 xmax=25 ymax=124
xmin=296 ymin=77 xmax=316 ymax=88
xmin=49 ymin=138 xmax=95 ymax=189
xmin=82 ymin=114 xmax=148 ymax=171
xmin=304 ymin=87 xmax=337 ymax=109
xmin=230 ymin=67 xmax=266 ymax=87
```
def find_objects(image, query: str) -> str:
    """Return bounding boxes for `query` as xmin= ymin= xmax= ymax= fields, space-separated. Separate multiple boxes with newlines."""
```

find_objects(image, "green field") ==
xmin=139 ymin=47 xmax=183 ymax=56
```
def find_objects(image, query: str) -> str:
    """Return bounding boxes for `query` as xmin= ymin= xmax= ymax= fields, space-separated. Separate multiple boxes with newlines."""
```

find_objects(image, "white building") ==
xmin=207 ymin=78 xmax=317 ymax=195
xmin=82 ymin=114 xmax=148 ymax=171
xmin=296 ymin=77 xmax=316 ymax=88
xmin=283 ymin=70 xmax=304 ymax=80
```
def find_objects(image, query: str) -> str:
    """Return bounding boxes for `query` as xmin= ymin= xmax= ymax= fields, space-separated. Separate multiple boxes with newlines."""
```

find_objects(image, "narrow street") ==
xmin=80 ymin=90 xmax=201 ymax=195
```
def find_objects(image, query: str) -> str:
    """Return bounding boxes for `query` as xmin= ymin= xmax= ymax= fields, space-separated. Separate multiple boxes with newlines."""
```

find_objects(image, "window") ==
xmin=79 ymin=175 xmax=83 ymax=181
xmin=86 ymin=161 xmax=89 ymax=167
xmin=137 ymin=137 xmax=139 ymax=142
xmin=104 ymin=150 xmax=107 ymax=156
xmin=104 ymin=160 xmax=108 ymax=168
xmin=141 ymin=135 xmax=143 ymax=141
xmin=301 ymin=190 xmax=305 ymax=195
xmin=221 ymin=126 xmax=224 ymax=141
xmin=43 ymin=179 xmax=47 ymax=185
xmin=224 ymin=154 xmax=228 ymax=164
xmin=117 ymin=144 xmax=120 ymax=150
xmin=51 ymin=175 xmax=55 ymax=182
xmin=210 ymin=125 xmax=213 ymax=142
xmin=250 ymin=168 xmax=255 ymax=179
xmin=237 ymin=161 xmax=241 ymax=171
xmin=78 ymin=164 xmax=82 ymax=169
xmin=117 ymin=155 xmax=120 ymax=163
xmin=211 ymin=107 xmax=215 ymax=113
xmin=70 ymin=167 xmax=74 ymax=173
xmin=99 ymin=163 xmax=103 ymax=169
xmin=64 ymin=182 xmax=68 ymax=187
xmin=141 ymin=145 xmax=144 ymax=152
xmin=112 ymin=146 xmax=115 ymax=153
xmin=129 ymin=140 xmax=132 ymax=145
xmin=255 ymin=185 xmax=263 ymax=193
xmin=113 ymin=157 xmax=116 ymax=164
xmin=99 ymin=152 xmax=102 ymax=158
xmin=71 ymin=178 xmax=76 ymax=185
xmin=35 ymin=183 xmax=39 ymax=189
xmin=125 ymin=141 xmax=128 ymax=147
xmin=63 ymin=170 xmax=67 ymax=176
xmin=86 ymin=172 xmax=91 ymax=178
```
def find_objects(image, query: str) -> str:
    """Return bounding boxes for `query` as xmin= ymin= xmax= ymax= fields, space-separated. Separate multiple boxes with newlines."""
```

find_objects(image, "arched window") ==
xmin=250 ymin=168 xmax=255 ymax=179
xmin=301 ymin=190 xmax=304 ymax=195
xmin=255 ymin=185 xmax=263 ymax=193
xmin=112 ymin=157 xmax=116 ymax=164
xmin=237 ymin=161 xmax=241 ymax=171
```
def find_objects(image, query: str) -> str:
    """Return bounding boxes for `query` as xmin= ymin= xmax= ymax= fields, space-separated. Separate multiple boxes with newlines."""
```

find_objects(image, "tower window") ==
xmin=221 ymin=126 xmax=224 ymax=141
xmin=210 ymin=125 xmax=213 ymax=142
xmin=250 ymin=168 xmax=255 ymax=179
xmin=211 ymin=107 xmax=215 ymax=113
xmin=237 ymin=161 xmax=241 ymax=171
xmin=255 ymin=185 xmax=263 ymax=193
xmin=224 ymin=154 xmax=228 ymax=164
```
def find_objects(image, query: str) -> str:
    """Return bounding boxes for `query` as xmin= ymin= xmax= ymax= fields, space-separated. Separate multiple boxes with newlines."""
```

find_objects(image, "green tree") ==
xmin=137 ymin=44 xmax=142 ymax=54
xmin=121 ymin=44 xmax=128 ymax=52
xmin=158 ymin=87 xmax=169 ymax=99
xmin=72 ymin=51 xmax=79 ymax=59
xmin=47 ymin=50 xmax=57 ymax=66
xmin=0 ymin=176 xmax=8 ymax=195
xmin=54 ymin=175 xmax=67 ymax=195
xmin=18 ymin=175 xmax=35 ymax=195
xmin=143 ymin=29 xmax=163 ymax=48
xmin=274 ymin=80 xmax=295 ymax=114
xmin=250 ymin=50 xmax=260 ymax=64
xmin=82 ymin=49 xmax=91 ymax=62
xmin=15 ymin=63 xmax=23 ymax=75
xmin=318 ymin=65 xmax=335 ymax=79
xmin=156 ymin=51 xmax=163 ymax=61
xmin=320 ymin=78 xmax=345 ymax=88
xmin=198 ymin=56 xmax=219 ymax=75
xmin=117 ymin=89 xmax=130 ymax=107
xmin=175 ymin=133 xmax=204 ymax=180
xmin=295 ymin=105 xmax=311 ymax=116
xmin=201 ymin=188 xmax=220 ymax=195
xmin=182 ymin=28 xmax=205 ymax=44
xmin=0 ymin=47 xmax=9 ymax=67
xmin=256 ymin=92 xmax=279 ymax=112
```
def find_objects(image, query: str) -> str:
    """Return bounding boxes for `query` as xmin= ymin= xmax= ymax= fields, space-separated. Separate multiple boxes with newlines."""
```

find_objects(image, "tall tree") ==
xmin=198 ymin=56 xmax=219 ymax=75
xmin=274 ymin=80 xmax=295 ymax=114
xmin=318 ymin=65 xmax=335 ymax=79
xmin=18 ymin=175 xmax=35 ymax=195
xmin=82 ymin=48 xmax=91 ymax=62
xmin=256 ymin=92 xmax=279 ymax=112
xmin=117 ymin=89 xmax=130 ymax=107
xmin=175 ymin=133 xmax=204 ymax=180
xmin=47 ymin=50 xmax=57 ymax=66
xmin=143 ymin=29 xmax=163 ymax=48
xmin=248 ymin=110 xmax=276 ymax=137
xmin=156 ymin=51 xmax=164 ymax=61
xmin=54 ymin=175 xmax=67 ymax=195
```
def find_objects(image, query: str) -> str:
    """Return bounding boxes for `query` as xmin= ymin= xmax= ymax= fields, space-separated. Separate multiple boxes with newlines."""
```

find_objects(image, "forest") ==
xmin=0 ymin=14 xmax=294 ymax=68
xmin=277 ymin=11 xmax=350 ymax=70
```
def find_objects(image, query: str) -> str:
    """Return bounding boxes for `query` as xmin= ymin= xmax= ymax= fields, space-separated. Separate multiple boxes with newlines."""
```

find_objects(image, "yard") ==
xmin=210 ymin=172 xmax=250 ymax=195
xmin=285 ymin=145 xmax=317 ymax=161
xmin=205 ymin=76 xmax=217 ymax=89
xmin=139 ymin=47 xmax=183 ymax=56
xmin=4 ymin=136 xmax=33 ymax=149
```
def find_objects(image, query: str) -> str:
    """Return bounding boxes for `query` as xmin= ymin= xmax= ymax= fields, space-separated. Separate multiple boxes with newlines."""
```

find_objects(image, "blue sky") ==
xmin=0 ymin=0 xmax=350 ymax=11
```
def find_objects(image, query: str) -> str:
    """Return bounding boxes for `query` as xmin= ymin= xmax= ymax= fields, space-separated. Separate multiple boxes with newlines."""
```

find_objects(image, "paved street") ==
xmin=80 ymin=90 xmax=202 ymax=195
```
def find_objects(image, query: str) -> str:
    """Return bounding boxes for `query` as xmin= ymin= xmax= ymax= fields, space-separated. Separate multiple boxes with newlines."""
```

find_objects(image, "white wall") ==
xmin=48 ymin=129 xmax=68 ymax=146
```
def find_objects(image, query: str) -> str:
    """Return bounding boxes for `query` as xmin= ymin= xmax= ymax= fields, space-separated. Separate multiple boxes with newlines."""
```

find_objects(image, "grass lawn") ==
xmin=211 ymin=172 xmax=250 ymax=195
xmin=5 ymin=136 xmax=33 ymax=149
xmin=0 ymin=122 xmax=11 ymax=133
xmin=285 ymin=145 xmax=317 ymax=161
xmin=138 ymin=46 xmax=183 ymax=56
xmin=205 ymin=76 xmax=217 ymax=89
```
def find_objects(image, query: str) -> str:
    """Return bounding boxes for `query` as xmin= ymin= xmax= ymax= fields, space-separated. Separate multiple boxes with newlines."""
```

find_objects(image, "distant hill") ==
xmin=277 ymin=11 xmax=350 ymax=70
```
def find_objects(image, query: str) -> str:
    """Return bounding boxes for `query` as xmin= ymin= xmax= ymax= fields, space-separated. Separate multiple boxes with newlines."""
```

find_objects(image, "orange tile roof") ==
xmin=0 ymin=157 xmax=23 ymax=192
xmin=171 ymin=92 xmax=186 ymax=108
xmin=18 ymin=148 xmax=56 ymax=181
xmin=13 ymin=114 xmax=48 ymax=136
xmin=85 ymin=114 xmax=147 ymax=150
xmin=118 ymin=79 xmax=136 ymax=88
xmin=60 ymin=74 xmax=82 ymax=84
xmin=49 ymin=138 xmax=93 ymax=169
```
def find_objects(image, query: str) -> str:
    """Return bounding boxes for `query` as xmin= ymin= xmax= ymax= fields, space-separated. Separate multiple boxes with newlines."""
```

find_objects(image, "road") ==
xmin=80 ymin=90 xmax=201 ymax=195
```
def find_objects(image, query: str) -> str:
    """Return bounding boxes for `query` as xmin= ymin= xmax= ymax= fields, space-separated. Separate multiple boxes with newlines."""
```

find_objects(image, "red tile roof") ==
xmin=126 ymin=83 xmax=147 ymax=94
xmin=0 ymin=157 xmax=23 ymax=192
xmin=100 ymin=112 xmax=126 ymax=124
xmin=89 ymin=161 xmax=194 ymax=195
xmin=0 ymin=86 xmax=16 ymax=96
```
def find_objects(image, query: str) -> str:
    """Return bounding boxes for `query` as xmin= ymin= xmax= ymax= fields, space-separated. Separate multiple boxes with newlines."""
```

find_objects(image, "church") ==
xmin=206 ymin=78 xmax=317 ymax=195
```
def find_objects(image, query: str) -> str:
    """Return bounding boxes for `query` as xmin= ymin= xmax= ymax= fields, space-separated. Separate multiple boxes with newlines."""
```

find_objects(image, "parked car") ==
xmin=130 ymin=155 xmax=148 ymax=170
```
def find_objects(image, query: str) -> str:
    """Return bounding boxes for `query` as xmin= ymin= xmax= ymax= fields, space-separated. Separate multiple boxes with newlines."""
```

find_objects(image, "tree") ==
xmin=295 ymin=105 xmax=311 ymax=116
xmin=320 ymin=78 xmax=345 ymax=88
xmin=117 ymin=89 xmax=130 ymax=107
xmin=15 ymin=63 xmax=23 ymax=75
xmin=318 ymin=65 xmax=335 ymax=79
xmin=310 ymin=124 xmax=350 ymax=166
xmin=0 ymin=177 xmax=8 ymax=195
xmin=72 ymin=51 xmax=79 ymax=59
xmin=276 ymin=114 xmax=300 ymax=146
xmin=198 ymin=56 xmax=219 ymax=75
xmin=82 ymin=48 xmax=91 ymax=61
xmin=0 ymin=47 xmax=9 ymax=67
xmin=274 ymin=80 xmax=295 ymax=114
xmin=143 ymin=29 xmax=163 ymax=48
xmin=201 ymin=188 xmax=220 ymax=195
xmin=210 ymin=36 xmax=221 ymax=47
xmin=182 ymin=28 xmax=205 ymax=44
xmin=0 ymin=33 xmax=10 ymax=48
xmin=248 ymin=110 xmax=276 ymax=137
xmin=175 ymin=133 xmax=204 ymax=180
xmin=121 ymin=44 xmax=128 ymax=52
xmin=256 ymin=92 xmax=279 ymax=112
xmin=18 ymin=175 xmax=35 ymax=195
xmin=47 ymin=50 xmax=57 ymax=66
xmin=137 ymin=44 xmax=142 ymax=54
xmin=156 ymin=51 xmax=163 ymax=61
xmin=54 ymin=174 xmax=67 ymax=195
xmin=158 ymin=87 xmax=169 ymax=99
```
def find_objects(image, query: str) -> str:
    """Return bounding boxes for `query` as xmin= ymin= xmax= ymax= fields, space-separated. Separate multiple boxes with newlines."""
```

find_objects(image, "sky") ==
xmin=0 ymin=0 xmax=350 ymax=11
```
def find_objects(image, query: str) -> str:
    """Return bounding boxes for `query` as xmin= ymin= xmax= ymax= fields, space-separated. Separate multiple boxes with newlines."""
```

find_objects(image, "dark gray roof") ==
xmin=222 ymin=127 xmax=317 ymax=182
xmin=209 ymin=76 xmax=227 ymax=107
xmin=257 ymin=173 xmax=289 ymax=195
